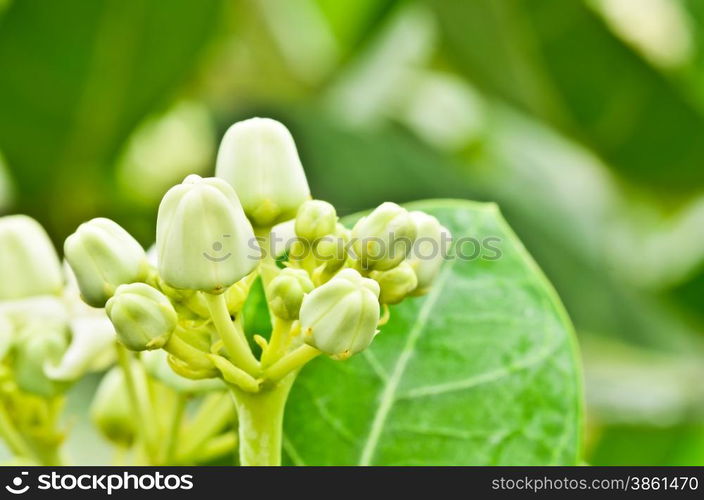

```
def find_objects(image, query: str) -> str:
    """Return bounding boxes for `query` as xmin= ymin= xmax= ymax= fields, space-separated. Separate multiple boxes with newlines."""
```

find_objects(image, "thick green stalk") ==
xmin=230 ymin=373 xmax=296 ymax=466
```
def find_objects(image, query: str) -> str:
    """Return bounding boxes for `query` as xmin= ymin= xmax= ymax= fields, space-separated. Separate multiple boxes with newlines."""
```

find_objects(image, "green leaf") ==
xmin=431 ymin=0 xmax=704 ymax=195
xmin=283 ymin=199 xmax=582 ymax=465
xmin=0 ymin=0 xmax=223 ymax=234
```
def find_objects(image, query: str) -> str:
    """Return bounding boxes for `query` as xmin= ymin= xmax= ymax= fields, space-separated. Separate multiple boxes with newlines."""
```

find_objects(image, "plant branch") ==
xmin=205 ymin=293 xmax=260 ymax=375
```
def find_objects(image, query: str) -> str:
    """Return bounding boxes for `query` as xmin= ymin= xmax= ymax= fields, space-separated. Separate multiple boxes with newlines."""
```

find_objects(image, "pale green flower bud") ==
xmin=351 ymin=202 xmax=416 ymax=271
xmin=106 ymin=283 xmax=176 ymax=351
xmin=14 ymin=321 xmax=69 ymax=397
xmin=269 ymin=219 xmax=296 ymax=258
xmin=64 ymin=218 xmax=149 ymax=307
xmin=314 ymin=223 xmax=349 ymax=271
xmin=370 ymin=261 xmax=418 ymax=305
xmin=300 ymin=269 xmax=380 ymax=360
xmin=408 ymin=211 xmax=452 ymax=294
xmin=0 ymin=215 xmax=63 ymax=300
xmin=267 ymin=268 xmax=314 ymax=320
xmin=295 ymin=200 xmax=337 ymax=242
xmin=215 ymin=118 xmax=311 ymax=227
xmin=156 ymin=175 xmax=258 ymax=292
xmin=90 ymin=366 xmax=142 ymax=447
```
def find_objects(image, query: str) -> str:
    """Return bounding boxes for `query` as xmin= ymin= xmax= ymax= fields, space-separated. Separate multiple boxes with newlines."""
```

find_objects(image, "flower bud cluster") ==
xmin=60 ymin=117 xmax=451 ymax=396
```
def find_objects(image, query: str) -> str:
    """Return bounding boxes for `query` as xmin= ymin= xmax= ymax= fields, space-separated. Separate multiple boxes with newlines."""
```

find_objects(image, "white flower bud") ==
xmin=215 ymin=118 xmax=311 ymax=227
xmin=370 ymin=261 xmax=418 ymax=305
xmin=300 ymin=269 xmax=380 ymax=360
xmin=156 ymin=175 xmax=258 ymax=292
xmin=295 ymin=200 xmax=337 ymax=242
xmin=407 ymin=211 xmax=452 ymax=293
xmin=0 ymin=215 xmax=63 ymax=300
xmin=351 ymin=202 xmax=416 ymax=271
xmin=106 ymin=283 xmax=176 ymax=351
xmin=64 ymin=218 xmax=149 ymax=307
xmin=267 ymin=268 xmax=314 ymax=320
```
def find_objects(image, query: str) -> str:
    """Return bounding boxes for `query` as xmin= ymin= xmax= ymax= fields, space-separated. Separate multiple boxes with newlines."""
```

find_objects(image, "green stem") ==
xmin=205 ymin=293 xmax=260 ymax=375
xmin=255 ymin=227 xmax=281 ymax=317
xmin=230 ymin=374 xmax=296 ymax=466
xmin=116 ymin=344 xmax=158 ymax=463
xmin=265 ymin=344 xmax=320 ymax=382
xmin=0 ymin=403 xmax=33 ymax=459
xmin=261 ymin=317 xmax=293 ymax=367
xmin=177 ymin=392 xmax=235 ymax=462
xmin=192 ymin=433 xmax=238 ymax=463
xmin=163 ymin=331 xmax=216 ymax=372
xmin=164 ymin=394 xmax=187 ymax=463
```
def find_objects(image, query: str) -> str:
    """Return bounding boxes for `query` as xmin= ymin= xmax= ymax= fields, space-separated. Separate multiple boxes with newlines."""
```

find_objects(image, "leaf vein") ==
xmin=357 ymin=260 xmax=456 ymax=465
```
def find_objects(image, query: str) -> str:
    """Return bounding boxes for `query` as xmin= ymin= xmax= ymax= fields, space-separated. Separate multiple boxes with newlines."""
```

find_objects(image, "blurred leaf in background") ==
xmin=0 ymin=0 xmax=223 ymax=239
xmin=1 ymin=0 xmax=704 ymax=465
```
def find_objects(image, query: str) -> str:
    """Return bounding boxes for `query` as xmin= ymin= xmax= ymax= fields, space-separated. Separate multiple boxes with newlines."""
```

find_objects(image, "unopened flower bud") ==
xmin=0 ymin=215 xmax=63 ymax=300
xmin=106 ymin=283 xmax=176 ymax=351
xmin=64 ymin=218 xmax=149 ymax=307
xmin=215 ymin=118 xmax=311 ymax=227
xmin=314 ymin=223 xmax=349 ymax=270
xmin=295 ymin=200 xmax=337 ymax=242
xmin=407 ymin=211 xmax=452 ymax=294
xmin=300 ymin=269 xmax=380 ymax=360
xmin=351 ymin=202 xmax=416 ymax=271
xmin=156 ymin=175 xmax=257 ymax=292
xmin=90 ymin=365 xmax=144 ymax=447
xmin=268 ymin=268 xmax=314 ymax=320
xmin=370 ymin=261 xmax=418 ymax=305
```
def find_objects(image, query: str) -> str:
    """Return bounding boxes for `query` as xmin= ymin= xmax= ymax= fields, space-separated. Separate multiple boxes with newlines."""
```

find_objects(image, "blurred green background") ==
xmin=1 ymin=0 xmax=704 ymax=465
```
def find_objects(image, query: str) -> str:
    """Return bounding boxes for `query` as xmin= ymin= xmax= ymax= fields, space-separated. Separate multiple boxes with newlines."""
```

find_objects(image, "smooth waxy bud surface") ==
xmin=156 ymin=175 xmax=257 ymax=292
xmin=0 ymin=215 xmax=63 ymax=300
xmin=64 ymin=218 xmax=148 ymax=307
xmin=215 ymin=118 xmax=310 ymax=227
xmin=267 ymin=268 xmax=314 ymax=320
xmin=407 ymin=211 xmax=451 ymax=293
xmin=300 ymin=269 xmax=380 ymax=360
xmin=370 ymin=261 xmax=418 ymax=304
xmin=351 ymin=202 xmax=416 ymax=271
xmin=295 ymin=200 xmax=337 ymax=242
xmin=106 ymin=283 xmax=176 ymax=351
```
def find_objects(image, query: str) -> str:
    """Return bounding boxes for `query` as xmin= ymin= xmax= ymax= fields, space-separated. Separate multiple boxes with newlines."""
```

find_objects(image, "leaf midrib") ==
xmin=357 ymin=259 xmax=456 ymax=466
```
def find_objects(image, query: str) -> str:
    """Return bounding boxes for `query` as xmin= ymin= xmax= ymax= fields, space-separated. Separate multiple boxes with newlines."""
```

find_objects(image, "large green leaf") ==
xmin=0 ymin=0 xmax=223 ymax=235
xmin=431 ymin=0 xmax=704 ymax=196
xmin=283 ymin=200 xmax=582 ymax=465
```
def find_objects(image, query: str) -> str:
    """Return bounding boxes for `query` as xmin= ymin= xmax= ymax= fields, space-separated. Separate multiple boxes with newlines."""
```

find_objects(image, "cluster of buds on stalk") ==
xmin=0 ymin=215 xmax=116 ymax=464
xmin=63 ymin=117 xmax=451 ymax=391
xmin=59 ymin=117 xmax=450 ymax=465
